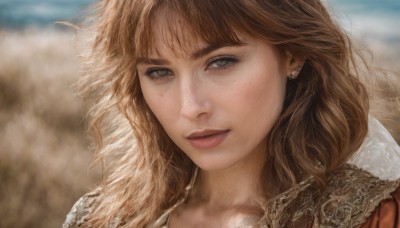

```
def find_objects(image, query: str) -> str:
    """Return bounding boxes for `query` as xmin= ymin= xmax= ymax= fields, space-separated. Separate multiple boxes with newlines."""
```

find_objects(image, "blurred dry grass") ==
xmin=358 ymin=40 xmax=400 ymax=142
xmin=0 ymin=29 xmax=99 ymax=228
xmin=0 ymin=28 xmax=399 ymax=228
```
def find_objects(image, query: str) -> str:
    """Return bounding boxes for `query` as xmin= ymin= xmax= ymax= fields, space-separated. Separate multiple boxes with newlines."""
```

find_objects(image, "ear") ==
xmin=284 ymin=52 xmax=304 ymax=80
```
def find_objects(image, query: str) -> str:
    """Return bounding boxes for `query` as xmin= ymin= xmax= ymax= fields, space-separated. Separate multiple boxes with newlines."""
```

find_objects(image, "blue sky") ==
xmin=1 ymin=0 xmax=399 ymax=43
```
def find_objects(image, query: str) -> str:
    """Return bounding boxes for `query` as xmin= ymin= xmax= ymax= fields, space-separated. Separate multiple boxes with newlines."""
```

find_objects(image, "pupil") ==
xmin=218 ymin=60 xmax=228 ymax=66
xmin=158 ymin=69 xmax=168 ymax=76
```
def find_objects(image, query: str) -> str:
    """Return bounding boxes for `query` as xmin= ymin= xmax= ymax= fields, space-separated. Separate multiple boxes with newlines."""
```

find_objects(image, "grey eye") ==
xmin=207 ymin=56 xmax=239 ymax=70
xmin=145 ymin=68 xmax=173 ymax=78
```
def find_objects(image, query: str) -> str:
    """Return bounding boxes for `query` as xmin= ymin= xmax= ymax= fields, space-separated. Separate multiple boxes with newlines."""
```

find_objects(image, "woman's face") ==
xmin=137 ymin=30 xmax=296 ymax=171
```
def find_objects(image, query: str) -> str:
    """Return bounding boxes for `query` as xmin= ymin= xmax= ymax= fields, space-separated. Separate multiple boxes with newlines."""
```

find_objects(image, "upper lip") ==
xmin=186 ymin=129 xmax=230 ymax=139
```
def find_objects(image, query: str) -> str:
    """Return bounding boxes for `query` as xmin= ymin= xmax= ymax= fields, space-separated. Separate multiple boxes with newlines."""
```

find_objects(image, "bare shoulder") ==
xmin=62 ymin=188 xmax=102 ymax=228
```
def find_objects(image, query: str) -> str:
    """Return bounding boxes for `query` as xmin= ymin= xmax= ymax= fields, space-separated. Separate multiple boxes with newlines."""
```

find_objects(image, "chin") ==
xmin=192 ymin=156 xmax=241 ymax=172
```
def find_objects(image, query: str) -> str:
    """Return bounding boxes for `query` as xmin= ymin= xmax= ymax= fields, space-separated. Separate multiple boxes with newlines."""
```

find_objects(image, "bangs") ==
xmin=133 ymin=0 xmax=248 ymax=60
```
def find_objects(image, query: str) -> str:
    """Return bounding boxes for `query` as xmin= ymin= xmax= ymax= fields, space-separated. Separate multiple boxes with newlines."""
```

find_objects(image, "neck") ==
xmin=191 ymin=145 xmax=267 ymax=209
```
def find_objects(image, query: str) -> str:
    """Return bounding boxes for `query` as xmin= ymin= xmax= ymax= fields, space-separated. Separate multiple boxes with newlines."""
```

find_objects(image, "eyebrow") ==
xmin=136 ymin=42 xmax=246 ymax=65
xmin=136 ymin=58 xmax=170 ymax=65
xmin=191 ymin=42 xmax=246 ymax=59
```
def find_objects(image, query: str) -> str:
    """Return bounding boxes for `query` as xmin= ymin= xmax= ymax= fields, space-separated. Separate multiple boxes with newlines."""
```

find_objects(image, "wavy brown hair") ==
xmin=79 ymin=0 xmax=368 ymax=226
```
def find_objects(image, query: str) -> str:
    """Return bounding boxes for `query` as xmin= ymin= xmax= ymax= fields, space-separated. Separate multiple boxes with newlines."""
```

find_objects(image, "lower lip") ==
xmin=187 ymin=131 xmax=229 ymax=150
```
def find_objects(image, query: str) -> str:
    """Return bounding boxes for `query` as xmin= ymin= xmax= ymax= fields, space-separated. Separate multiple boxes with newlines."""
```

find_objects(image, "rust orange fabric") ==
xmin=361 ymin=187 xmax=400 ymax=228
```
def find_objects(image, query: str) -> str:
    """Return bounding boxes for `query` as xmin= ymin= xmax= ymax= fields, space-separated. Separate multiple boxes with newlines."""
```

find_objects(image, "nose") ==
xmin=179 ymin=75 xmax=211 ymax=121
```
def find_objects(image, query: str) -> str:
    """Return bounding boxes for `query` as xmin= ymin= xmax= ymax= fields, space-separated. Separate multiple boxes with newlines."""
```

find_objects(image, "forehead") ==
xmin=151 ymin=11 xmax=203 ymax=57
xmin=138 ymin=6 xmax=242 ymax=59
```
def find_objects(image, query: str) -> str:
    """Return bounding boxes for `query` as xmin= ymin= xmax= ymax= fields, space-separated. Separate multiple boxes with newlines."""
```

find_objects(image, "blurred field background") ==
xmin=0 ymin=1 xmax=100 ymax=227
xmin=0 ymin=30 xmax=100 ymax=227
xmin=0 ymin=0 xmax=399 ymax=227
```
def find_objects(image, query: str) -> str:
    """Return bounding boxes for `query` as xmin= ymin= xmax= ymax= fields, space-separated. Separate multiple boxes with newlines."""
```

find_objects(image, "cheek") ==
xmin=231 ymin=62 xmax=286 ymax=116
xmin=140 ymin=82 xmax=183 ymax=145
xmin=227 ymin=61 xmax=286 ymax=142
xmin=140 ymin=82 xmax=170 ymax=124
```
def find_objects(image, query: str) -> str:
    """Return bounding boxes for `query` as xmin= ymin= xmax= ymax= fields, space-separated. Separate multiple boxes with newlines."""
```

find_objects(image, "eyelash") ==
xmin=144 ymin=68 xmax=173 ymax=80
xmin=143 ymin=56 xmax=239 ymax=80
xmin=206 ymin=56 xmax=239 ymax=71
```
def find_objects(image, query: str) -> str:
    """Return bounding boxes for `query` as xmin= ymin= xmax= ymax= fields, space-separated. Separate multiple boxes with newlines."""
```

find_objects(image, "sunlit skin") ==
xmin=137 ymin=21 xmax=301 ymax=228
